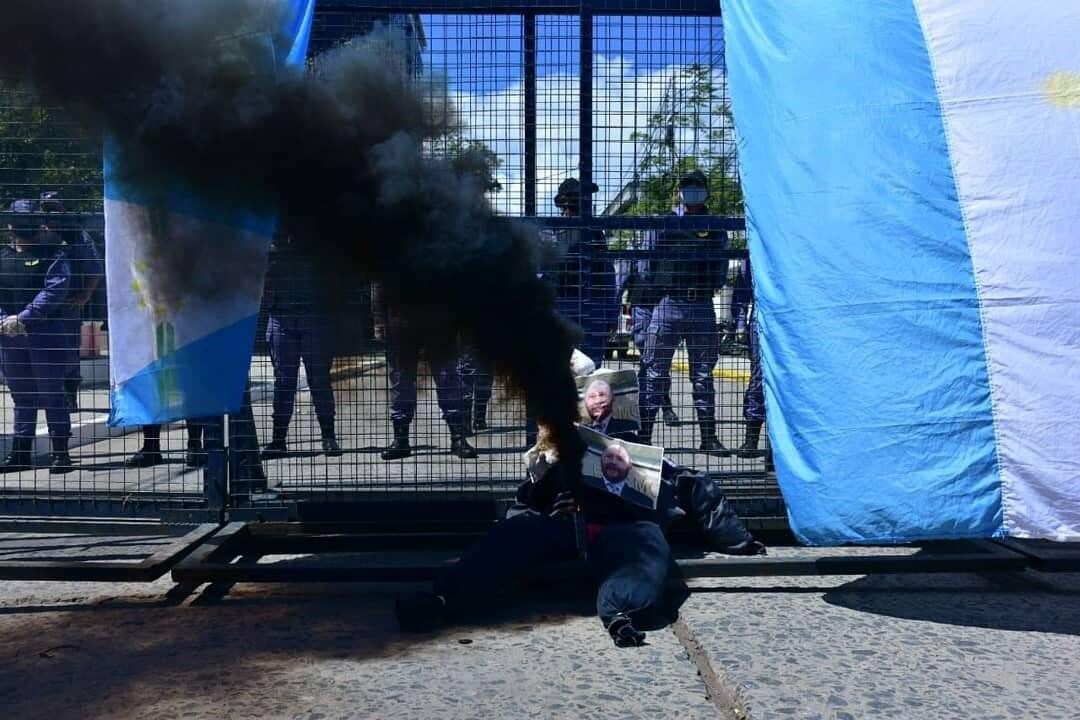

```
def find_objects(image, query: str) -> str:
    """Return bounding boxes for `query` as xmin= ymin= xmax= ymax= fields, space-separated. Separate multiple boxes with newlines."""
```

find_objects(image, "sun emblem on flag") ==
xmin=1043 ymin=71 xmax=1080 ymax=107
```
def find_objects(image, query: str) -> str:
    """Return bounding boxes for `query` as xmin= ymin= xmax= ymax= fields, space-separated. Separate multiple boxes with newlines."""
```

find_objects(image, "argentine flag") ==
xmin=723 ymin=1 xmax=1080 ymax=543
xmin=105 ymin=0 xmax=315 ymax=427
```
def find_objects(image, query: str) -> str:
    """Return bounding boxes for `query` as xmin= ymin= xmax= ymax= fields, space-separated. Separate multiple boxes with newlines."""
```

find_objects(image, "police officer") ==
xmin=548 ymin=178 xmax=617 ymax=368
xmin=0 ymin=199 xmax=74 ymax=473
xmin=260 ymin=236 xmax=342 ymax=459
xmin=38 ymin=192 xmax=104 ymax=412
xmin=732 ymin=259 xmax=766 ymax=459
xmin=372 ymin=282 xmax=478 ymax=461
xmin=640 ymin=170 xmax=729 ymax=454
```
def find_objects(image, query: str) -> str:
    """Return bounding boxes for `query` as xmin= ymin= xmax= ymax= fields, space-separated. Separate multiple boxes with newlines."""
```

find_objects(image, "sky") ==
xmin=417 ymin=14 xmax=728 ymax=215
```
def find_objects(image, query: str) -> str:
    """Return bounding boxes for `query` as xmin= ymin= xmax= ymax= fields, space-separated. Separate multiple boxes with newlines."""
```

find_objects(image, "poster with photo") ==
xmin=578 ymin=425 xmax=663 ymax=510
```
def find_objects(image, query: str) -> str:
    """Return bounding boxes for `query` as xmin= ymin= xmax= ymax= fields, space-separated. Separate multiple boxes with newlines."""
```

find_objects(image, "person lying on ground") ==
xmin=580 ymin=385 xmax=765 ymax=556
xmin=396 ymin=428 xmax=682 ymax=648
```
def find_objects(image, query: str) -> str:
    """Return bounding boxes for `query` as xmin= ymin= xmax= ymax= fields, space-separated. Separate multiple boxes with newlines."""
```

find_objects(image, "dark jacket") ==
xmin=583 ymin=416 xmax=640 ymax=443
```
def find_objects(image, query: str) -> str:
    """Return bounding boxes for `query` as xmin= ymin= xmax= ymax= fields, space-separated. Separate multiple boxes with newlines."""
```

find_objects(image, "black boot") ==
xmin=50 ymin=438 xmax=74 ymax=475
xmin=736 ymin=421 xmax=766 ymax=459
xmin=698 ymin=422 xmax=733 ymax=456
xmin=261 ymin=428 xmax=288 ymax=460
xmin=381 ymin=421 xmax=412 ymax=461
xmin=186 ymin=440 xmax=207 ymax=468
xmin=662 ymin=405 xmax=680 ymax=427
xmin=322 ymin=435 xmax=343 ymax=458
xmin=126 ymin=443 xmax=163 ymax=468
xmin=449 ymin=424 xmax=478 ymax=460
xmin=0 ymin=437 xmax=33 ymax=473
xmin=473 ymin=401 xmax=488 ymax=431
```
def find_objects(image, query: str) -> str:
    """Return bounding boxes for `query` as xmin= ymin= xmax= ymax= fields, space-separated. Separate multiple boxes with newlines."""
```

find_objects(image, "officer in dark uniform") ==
xmin=640 ymin=170 xmax=729 ymax=454
xmin=38 ymin=192 xmax=104 ymax=412
xmin=372 ymin=282 xmax=478 ymax=461
xmin=732 ymin=259 xmax=766 ymax=458
xmin=548 ymin=178 xmax=617 ymax=368
xmin=0 ymin=199 xmax=74 ymax=473
xmin=260 ymin=236 xmax=341 ymax=459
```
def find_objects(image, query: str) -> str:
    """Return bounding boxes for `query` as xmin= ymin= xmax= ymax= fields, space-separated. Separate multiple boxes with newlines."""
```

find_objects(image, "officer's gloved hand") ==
xmin=550 ymin=491 xmax=578 ymax=518
xmin=0 ymin=316 xmax=26 ymax=337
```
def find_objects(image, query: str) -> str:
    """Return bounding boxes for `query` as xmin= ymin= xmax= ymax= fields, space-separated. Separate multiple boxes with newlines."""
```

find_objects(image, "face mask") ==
xmin=680 ymin=187 xmax=708 ymax=206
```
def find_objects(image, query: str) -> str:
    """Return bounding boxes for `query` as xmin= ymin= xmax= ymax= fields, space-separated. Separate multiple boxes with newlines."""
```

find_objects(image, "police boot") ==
xmin=261 ymin=427 xmax=288 ymax=460
xmin=662 ymin=405 xmax=680 ymax=427
xmin=186 ymin=439 xmax=207 ymax=468
xmin=449 ymin=424 xmax=479 ymax=460
xmin=473 ymin=401 xmax=489 ymax=432
xmin=736 ymin=421 xmax=767 ymax=459
xmin=50 ymin=438 xmax=74 ymax=475
xmin=0 ymin=437 xmax=33 ymax=473
xmin=126 ymin=443 xmax=163 ymax=468
xmin=698 ymin=422 xmax=733 ymax=456
xmin=321 ymin=434 xmax=343 ymax=458
xmin=381 ymin=421 xmax=412 ymax=461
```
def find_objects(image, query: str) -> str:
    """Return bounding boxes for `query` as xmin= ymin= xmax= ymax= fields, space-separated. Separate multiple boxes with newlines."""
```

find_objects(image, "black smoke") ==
xmin=0 ymin=0 xmax=586 ymax=464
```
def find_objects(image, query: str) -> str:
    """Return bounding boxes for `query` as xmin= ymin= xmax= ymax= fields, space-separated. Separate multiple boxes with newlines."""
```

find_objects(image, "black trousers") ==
xmin=435 ymin=513 xmax=672 ymax=628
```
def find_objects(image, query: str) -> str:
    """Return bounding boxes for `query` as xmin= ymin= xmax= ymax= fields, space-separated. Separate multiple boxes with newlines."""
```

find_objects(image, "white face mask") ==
xmin=680 ymin=187 xmax=708 ymax=206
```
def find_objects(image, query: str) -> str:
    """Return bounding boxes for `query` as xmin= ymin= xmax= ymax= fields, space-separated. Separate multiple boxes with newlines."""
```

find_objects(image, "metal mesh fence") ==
xmin=0 ymin=1 xmax=779 ymax=524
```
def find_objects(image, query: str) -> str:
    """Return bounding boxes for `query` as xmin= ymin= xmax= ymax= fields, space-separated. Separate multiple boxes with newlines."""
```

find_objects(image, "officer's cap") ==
xmin=554 ymin=178 xmax=600 ymax=208
xmin=8 ymin=199 xmax=38 ymax=214
xmin=678 ymin=169 xmax=709 ymax=189
xmin=5 ymin=199 xmax=48 ymax=234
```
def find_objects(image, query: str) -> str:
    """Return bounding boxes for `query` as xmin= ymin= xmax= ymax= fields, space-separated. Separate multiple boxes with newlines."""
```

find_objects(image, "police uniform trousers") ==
xmin=434 ymin=513 xmax=671 ymax=629
xmin=386 ymin=332 xmax=464 ymax=425
xmin=267 ymin=314 xmax=336 ymax=437
xmin=63 ymin=317 xmax=82 ymax=410
xmin=642 ymin=295 xmax=718 ymax=425
xmin=0 ymin=333 xmax=71 ymax=439
xmin=743 ymin=314 xmax=765 ymax=424
xmin=457 ymin=352 xmax=493 ymax=412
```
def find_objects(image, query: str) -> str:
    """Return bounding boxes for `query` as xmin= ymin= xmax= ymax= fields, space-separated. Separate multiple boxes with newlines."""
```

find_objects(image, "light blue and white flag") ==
xmin=723 ymin=0 xmax=1080 ymax=543
xmin=105 ymin=0 xmax=315 ymax=427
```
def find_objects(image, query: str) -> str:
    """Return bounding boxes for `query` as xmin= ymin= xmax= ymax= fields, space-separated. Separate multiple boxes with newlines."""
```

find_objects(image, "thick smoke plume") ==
xmin=0 ymin=0 xmax=586 ymax=463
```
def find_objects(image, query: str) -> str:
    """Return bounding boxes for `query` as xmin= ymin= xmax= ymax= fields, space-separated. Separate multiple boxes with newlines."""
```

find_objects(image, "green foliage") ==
xmin=623 ymin=63 xmax=742 ymax=217
xmin=0 ymin=83 xmax=103 ymax=211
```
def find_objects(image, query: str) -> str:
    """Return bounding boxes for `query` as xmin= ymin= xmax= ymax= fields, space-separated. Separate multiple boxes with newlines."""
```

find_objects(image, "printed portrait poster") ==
xmin=576 ymin=369 xmax=640 ymax=428
xmin=578 ymin=425 xmax=662 ymax=510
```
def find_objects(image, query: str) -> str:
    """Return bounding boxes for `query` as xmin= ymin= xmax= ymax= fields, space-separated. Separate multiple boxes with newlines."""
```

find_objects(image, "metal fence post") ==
xmin=203 ymin=415 xmax=227 ymax=521
xmin=524 ymin=11 xmax=537 ymax=218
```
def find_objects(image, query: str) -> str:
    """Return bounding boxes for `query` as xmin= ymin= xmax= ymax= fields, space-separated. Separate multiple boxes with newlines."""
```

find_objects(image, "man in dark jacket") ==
xmin=396 ymin=450 xmax=677 ymax=647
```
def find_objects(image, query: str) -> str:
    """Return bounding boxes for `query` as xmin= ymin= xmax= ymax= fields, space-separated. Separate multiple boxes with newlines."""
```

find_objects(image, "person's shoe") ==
xmin=473 ymin=402 xmax=489 ymax=432
xmin=50 ymin=453 xmax=75 ymax=475
xmin=0 ymin=438 xmax=33 ymax=474
xmin=714 ymin=537 xmax=768 ymax=556
xmin=607 ymin=614 xmax=646 ymax=648
xmin=662 ymin=406 xmax=680 ymax=427
xmin=381 ymin=422 xmax=412 ymax=461
xmin=698 ymin=423 xmax=733 ymax=456
xmin=260 ymin=439 xmax=287 ymax=460
xmin=322 ymin=436 xmax=343 ymax=458
xmin=126 ymin=448 xmax=163 ymax=468
xmin=185 ymin=442 xmax=207 ymax=468
xmin=736 ymin=421 xmax=766 ymax=459
xmin=449 ymin=426 xmax=479 ymax=460
xmin=395 ymin=592 xmax=447 ymax=633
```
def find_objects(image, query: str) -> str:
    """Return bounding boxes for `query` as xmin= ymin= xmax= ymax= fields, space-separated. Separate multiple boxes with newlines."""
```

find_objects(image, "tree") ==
xmin=0 ymin=83 xmax=103 ymax=212
xmin=623 ymin=63 xmax=742 ymax=218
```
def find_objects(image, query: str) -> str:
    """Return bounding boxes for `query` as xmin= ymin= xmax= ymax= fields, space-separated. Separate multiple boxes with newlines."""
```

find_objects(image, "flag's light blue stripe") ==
xmin=723 ymin=0 xmax=1003 ymax=544
xmin=282 ymin=0 xmax=317 ymax=66
xmin=108 ymin=315 xmax=258 ymax=426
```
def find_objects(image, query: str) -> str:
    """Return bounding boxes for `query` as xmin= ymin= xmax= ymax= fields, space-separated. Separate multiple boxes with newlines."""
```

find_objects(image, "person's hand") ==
xmin=0 ymin=316 xmax=26 ymax=337
xmin=550 ymin=491 xmax=578 ymax=518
